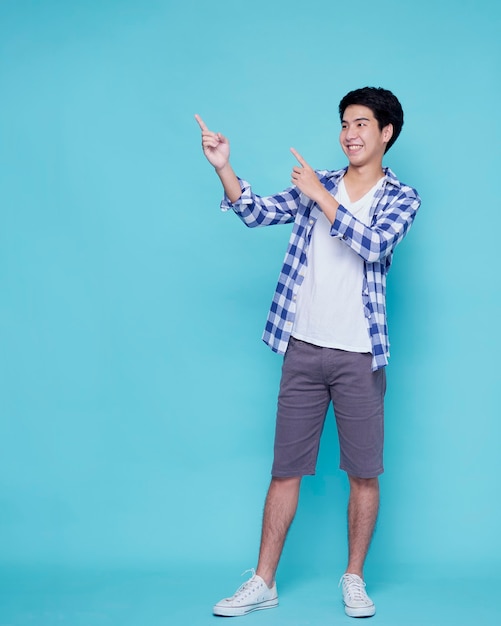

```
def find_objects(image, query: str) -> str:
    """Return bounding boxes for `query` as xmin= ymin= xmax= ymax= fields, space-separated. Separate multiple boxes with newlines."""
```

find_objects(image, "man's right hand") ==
xmin=194 ymin=114 xmax=242 ymax=203
xmin=195 ymin=114 xmax=230 ymax=171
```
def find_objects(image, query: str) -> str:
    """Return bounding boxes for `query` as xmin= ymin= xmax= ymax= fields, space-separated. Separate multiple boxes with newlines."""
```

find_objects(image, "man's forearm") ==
xmin=216 ymin=162 xmax=242 ymax=204
xmin=314 ymin=187 xmax=340 ymax=224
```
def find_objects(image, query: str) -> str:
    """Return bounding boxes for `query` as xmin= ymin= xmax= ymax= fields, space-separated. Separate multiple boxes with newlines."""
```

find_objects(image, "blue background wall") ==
xmin=0 ymin=0 xmax=500 ymax=624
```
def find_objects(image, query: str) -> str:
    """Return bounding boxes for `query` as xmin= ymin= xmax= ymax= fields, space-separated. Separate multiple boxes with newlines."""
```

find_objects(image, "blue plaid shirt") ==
xmin=221 ymin=167 xmax=421 ymax=370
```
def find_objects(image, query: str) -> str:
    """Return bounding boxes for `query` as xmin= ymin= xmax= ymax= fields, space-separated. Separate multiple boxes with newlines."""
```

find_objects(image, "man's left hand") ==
xmin=290 ymin=148 xmax=325 ymax=203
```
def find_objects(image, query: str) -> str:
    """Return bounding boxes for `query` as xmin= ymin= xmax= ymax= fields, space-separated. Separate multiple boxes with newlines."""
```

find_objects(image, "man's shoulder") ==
xmin=384 ymin=167 xmax=420 ymax=201
xmin=384 ymin=167 xmax=417 ymax=191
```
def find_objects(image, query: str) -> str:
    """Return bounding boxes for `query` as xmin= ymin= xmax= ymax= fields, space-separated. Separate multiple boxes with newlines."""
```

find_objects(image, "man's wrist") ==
xmin=215 ymin=161 xmax=231 ymax=176
xmin=317 ymin=187 xmax=336 ymax=207
xmin=316 ymin=188 xmax=339 ymax=224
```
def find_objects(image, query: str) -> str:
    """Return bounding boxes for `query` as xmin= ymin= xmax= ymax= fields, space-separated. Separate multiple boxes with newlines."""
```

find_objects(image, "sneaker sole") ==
xmin=344 ymin=604 xmax=376 ymax=618
xmin=213 ymin=598 xmax=279 ymax=617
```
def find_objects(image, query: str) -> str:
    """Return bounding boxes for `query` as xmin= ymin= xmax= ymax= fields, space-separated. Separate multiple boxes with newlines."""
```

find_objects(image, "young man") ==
xmin=195 ymin=87 xmax=420 ymax=619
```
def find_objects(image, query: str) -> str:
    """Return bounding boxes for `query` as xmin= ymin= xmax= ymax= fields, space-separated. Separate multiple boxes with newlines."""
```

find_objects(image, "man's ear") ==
xmin=383 ymin=123 xmax=394 ymax=144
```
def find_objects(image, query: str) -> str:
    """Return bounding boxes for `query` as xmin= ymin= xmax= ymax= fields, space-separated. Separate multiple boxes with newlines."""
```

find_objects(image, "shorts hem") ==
xmin=340 ymin=464 xmax=384 ymax=479
xmin=271 ymin=468 xmax=316 ymax=478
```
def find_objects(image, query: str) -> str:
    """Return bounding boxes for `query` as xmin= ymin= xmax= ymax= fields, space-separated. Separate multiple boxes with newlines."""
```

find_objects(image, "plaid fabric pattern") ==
xmin=221 ymin=167 xmax=421 ymax=371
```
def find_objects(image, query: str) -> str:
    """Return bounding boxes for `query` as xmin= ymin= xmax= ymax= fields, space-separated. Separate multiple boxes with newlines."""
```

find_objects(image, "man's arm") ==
xmin=195 ymin=114 xmax=300 ymax=227
xmin=195 ymin=114 xmax=241 ymax=203
xmin=330 ymin=189 xmax=420 ymax=263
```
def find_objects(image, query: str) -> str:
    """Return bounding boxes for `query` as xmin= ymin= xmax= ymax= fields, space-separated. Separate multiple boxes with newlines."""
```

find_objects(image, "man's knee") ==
xmin=270 ymin=476 xmax=302 ymax=490
xmin=348 ymin=475 xmax=379 ymax=490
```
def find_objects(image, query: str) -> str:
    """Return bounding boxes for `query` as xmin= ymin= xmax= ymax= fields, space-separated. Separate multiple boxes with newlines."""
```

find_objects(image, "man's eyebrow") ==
xmin=341 ymin=117 xmax=371 ymax=124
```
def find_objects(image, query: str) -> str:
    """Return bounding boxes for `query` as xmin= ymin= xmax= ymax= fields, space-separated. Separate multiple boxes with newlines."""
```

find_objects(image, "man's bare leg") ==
xmin=345 ymin=475 xmax=380 ymax=577
xmin=255 ymin=476 xmax=302 ymax=587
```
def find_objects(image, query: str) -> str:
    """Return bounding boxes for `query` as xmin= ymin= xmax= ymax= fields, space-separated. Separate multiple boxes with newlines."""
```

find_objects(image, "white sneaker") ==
xmin=213 ymin=570 xmax=279 ymax=617
xmin=339 ymin=573 xmax=376 ymax=617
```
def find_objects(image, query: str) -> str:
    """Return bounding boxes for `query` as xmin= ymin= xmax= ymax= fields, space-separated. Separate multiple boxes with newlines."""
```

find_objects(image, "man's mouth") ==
xmin=347 ymin=144 xmax=363 ymax=152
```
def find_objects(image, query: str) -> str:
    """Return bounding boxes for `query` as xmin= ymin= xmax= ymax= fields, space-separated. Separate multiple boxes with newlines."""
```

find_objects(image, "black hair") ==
xmin=338 ymin=87 xmax=404 ymax=153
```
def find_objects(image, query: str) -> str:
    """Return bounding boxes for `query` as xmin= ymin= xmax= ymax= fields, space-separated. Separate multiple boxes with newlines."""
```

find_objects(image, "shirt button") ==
xmin=309 ymin=219 xmax=314 ymax=225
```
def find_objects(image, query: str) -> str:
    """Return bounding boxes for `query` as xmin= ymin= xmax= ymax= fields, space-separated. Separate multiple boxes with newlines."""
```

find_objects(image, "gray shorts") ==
xmin=271 ymin=337 xmax=386 ymax=479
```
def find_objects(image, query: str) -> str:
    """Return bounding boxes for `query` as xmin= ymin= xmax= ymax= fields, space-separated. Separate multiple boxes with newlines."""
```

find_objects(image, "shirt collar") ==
xmin=324 ymin=166 xmax=402 ymax=190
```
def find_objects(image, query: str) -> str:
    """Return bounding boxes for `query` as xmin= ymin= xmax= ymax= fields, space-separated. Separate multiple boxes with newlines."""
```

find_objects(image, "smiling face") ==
xmin=339 ymin=105 xmax=393 ymax=168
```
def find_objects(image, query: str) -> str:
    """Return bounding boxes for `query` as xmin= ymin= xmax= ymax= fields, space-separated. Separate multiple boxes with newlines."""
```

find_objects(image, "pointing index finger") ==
xmin=194 ymin=114 xmax=208 ymax=131
xmin=290 ymin=147 xmax=307 ymax=167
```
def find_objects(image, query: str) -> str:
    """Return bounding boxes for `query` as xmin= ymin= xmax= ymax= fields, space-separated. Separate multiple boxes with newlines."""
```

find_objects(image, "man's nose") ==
xmin=345 ymin=126 xmax=358 ymax=141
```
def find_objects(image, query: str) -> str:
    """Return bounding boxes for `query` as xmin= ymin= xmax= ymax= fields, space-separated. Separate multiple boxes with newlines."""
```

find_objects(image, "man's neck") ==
xmin=343 ymin=163 xmax=385 ymax=202
xmin=345 ymin=161 xmax=385 ymax=184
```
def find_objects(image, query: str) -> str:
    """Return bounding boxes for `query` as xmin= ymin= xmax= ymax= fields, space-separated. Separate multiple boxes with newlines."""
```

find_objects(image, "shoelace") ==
xmin=230 ymin=568 xmax=259 ymax=599
xmin=339 ymin=574 xmax=368 ymax=601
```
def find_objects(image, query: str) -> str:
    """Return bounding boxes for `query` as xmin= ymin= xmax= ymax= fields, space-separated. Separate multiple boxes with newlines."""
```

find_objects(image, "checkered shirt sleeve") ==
xmin=330 ymin=182 xmax=420 ymax=263
xmin=220 ymin=178 xmax=299 ymax=226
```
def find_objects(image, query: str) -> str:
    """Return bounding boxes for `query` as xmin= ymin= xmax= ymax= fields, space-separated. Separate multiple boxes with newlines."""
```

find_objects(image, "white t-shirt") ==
xmin=292 ymin=177 xmax=383 ymax=353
